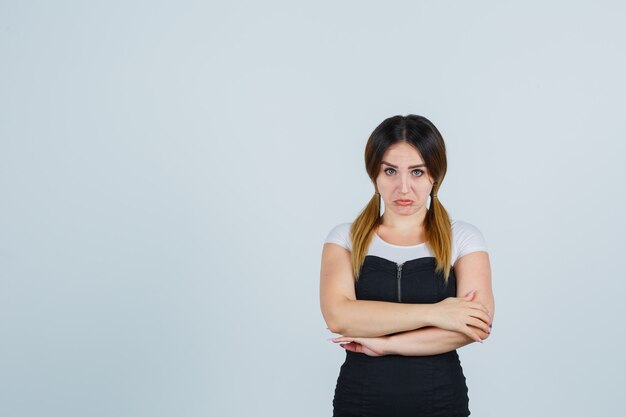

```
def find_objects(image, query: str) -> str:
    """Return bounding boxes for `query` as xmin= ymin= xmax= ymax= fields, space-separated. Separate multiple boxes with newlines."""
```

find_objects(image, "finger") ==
xmin=331 ymin=337 xmax=353 ymax=343
xmin=467 ymin=309 xmax=491 ymax=326
xmin=466 ymin=312 xmax=489 ymax=327
xmin=468 ymin=301 xmax=487 ymax=312
xmin=468 ymin=325 xmax=489 ymax=340
xmin=343 ymin=342 xmax=362 ymax=352
xmin=464 ymin=290 xmax=477 ymax=298
xmin=468 ymin=317 xmax=491 ymax=334
xmin=465 ymin=328 xmax=482 ymax=343
xmin=480 ymin=304 xmax=492 ymax=319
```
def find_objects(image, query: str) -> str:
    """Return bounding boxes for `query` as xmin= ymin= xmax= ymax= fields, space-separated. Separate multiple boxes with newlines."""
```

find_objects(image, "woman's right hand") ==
xmin=431 ymin=291 xmax=492 ymax=343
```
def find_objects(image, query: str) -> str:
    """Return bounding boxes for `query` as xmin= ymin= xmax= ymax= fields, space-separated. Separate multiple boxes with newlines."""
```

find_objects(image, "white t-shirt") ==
xmin=324 ymin=218 xmax=488 ymax=267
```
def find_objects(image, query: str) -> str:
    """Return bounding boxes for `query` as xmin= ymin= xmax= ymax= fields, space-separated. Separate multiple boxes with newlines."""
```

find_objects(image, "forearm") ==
xmin=386 ymin=326 xmax=477 ymax=356
xmin=328 ymin=300 xmax=434 ymax=338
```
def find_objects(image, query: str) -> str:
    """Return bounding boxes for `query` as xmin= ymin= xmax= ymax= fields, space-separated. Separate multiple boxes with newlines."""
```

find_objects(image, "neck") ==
xmin=380 ymin=207 xmax=428 ymax=231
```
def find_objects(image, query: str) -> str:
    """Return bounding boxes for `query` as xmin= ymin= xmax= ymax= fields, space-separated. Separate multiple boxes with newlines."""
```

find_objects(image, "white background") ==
xmin=1 ymin=1 xmax=625 ymax=416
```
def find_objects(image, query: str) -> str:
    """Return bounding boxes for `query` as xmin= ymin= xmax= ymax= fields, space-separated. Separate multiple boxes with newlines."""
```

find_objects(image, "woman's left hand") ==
xmin=330 ymin=336 xmax=389 ymax=357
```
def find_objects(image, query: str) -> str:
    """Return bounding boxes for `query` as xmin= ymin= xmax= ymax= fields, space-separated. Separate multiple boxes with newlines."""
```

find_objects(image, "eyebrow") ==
xmin=381 ymin=161 xmax=426 ymax=169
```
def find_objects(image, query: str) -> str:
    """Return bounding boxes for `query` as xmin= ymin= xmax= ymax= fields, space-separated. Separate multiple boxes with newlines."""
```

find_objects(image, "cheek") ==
xmin=415 ymin=179 xmax=433 ymax=195
xmin=376 ymin=174 xmax=391 ymax=188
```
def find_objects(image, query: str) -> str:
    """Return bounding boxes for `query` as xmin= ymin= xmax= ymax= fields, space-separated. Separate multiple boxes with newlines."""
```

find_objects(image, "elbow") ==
xmin=328 ymin=315 xmax=350 ymax=334
xmin=322 ymin=311 xmax=346 ymax=334
xmin=327 ymin=320 xmax=344 ymax=335
xmin=322 ymin=300 xmax=352 ymax=335
xmin=326 ymin=313 xmax=360 ymax=336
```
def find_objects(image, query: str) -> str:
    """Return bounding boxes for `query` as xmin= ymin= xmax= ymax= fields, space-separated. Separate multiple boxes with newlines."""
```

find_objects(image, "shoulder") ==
xmin=451 ymin=218 xmax=484 ymax=238
xmin=324 ymin=222 xmax=352 ymax=251
xmin=451 ymin=217 xmax=488 ymax=258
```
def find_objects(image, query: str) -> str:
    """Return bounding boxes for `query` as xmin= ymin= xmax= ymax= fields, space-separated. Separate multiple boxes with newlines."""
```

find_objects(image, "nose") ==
xmin=399 ymin=173 xmax=410 ymax=193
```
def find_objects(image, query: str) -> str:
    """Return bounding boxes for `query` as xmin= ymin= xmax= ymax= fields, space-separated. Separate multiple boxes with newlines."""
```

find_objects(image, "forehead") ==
xmin=382 ymin=143 xmax=424 ymax=165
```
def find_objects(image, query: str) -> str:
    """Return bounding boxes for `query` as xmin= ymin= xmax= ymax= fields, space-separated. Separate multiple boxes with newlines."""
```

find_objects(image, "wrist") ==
xmin=383 ymin=334 xmax=399 ymax=356
xmin=421 ymin=303 xmax=437 ymax=327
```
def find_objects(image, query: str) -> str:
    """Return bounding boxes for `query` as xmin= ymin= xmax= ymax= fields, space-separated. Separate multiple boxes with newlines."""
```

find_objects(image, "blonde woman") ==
xmin=320 ymin=114 xmax=494 ymax=417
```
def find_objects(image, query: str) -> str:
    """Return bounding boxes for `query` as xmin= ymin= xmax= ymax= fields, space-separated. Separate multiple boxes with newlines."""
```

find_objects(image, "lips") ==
xmin=395 ymin=200 xmax=413 ymax=205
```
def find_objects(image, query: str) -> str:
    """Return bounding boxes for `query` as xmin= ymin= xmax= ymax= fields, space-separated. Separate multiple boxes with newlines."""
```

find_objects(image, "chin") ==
xmin=393 ymin=208 xmax=418 ymax=214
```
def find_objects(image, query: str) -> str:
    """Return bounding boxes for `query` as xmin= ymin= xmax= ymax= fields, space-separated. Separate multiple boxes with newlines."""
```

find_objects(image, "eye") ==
xmin=412 ymin=169 xmax=424 ymax=177
xmin=384 ymin=168 xmax=396 ymax=175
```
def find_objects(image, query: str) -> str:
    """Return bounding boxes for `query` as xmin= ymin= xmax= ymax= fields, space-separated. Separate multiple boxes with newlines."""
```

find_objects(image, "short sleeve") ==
xmin=453 ymin=220 xmax=488 ymax=259
xmin=324 ymin=222 xmax=352 ymax=251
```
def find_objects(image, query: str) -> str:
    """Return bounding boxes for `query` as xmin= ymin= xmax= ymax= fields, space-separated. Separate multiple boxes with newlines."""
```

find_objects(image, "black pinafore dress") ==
xmin=332 ymin=255 xmax=471 ymax=417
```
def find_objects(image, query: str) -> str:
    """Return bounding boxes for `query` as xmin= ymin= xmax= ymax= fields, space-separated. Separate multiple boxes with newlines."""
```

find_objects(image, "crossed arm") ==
xmin=322 ymin=246 xmax=494 ymax=357
xmin=383 ymin=251 xmax=494 ymax=356
xmin=334 ymin=298 xmax=491 ymax=357
xmin=380 ymin=320 xmax=490 ymax=356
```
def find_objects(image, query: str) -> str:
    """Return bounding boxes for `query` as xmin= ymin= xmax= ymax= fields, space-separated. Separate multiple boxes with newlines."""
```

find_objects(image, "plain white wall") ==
xmin=1 ymin=1 xmax=625 ymax=416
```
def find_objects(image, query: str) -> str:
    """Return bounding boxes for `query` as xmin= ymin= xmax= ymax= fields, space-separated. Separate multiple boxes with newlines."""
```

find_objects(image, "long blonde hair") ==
xmin=350 ymin=115 xmax=453 ymax=286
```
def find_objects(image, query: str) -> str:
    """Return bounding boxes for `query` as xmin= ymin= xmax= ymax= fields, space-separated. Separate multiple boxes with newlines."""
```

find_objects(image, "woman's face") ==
xmin=375 ymin=142 xmax=435 ymax=216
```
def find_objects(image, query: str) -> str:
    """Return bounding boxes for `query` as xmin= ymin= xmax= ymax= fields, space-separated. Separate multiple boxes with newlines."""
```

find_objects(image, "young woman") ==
xmin=319 ymin=114 xmax=494 ymax=417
